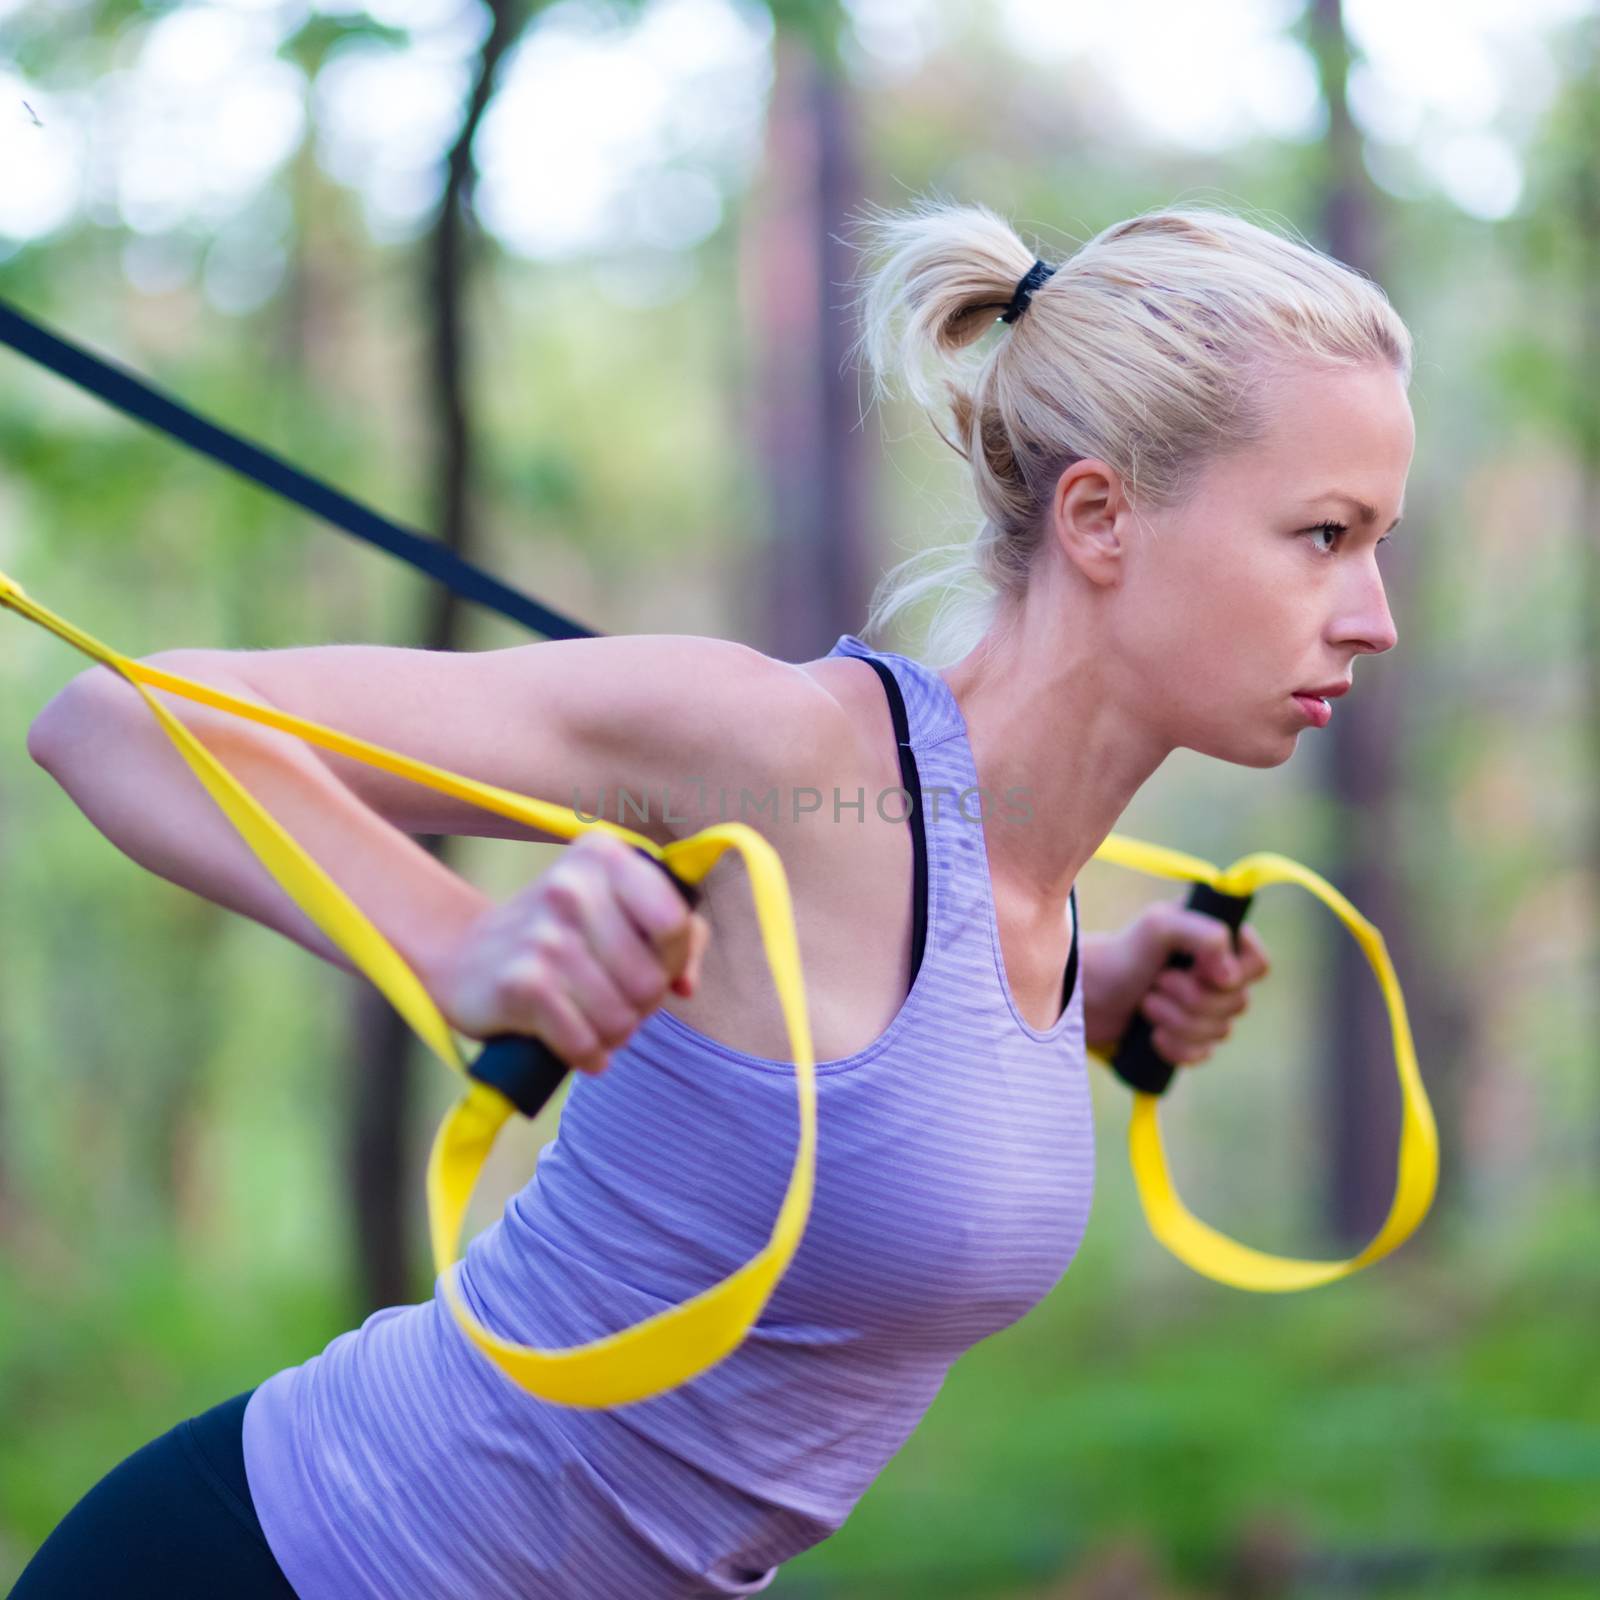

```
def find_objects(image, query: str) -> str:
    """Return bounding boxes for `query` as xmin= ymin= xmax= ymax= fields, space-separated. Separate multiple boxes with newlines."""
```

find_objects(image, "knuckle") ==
xmin=529 ymin=921 xmax=572 ymax=962
xmin=1166 ymin=973 xmax=1197 ymax=1006
xmin=625 ymin=860 xmax=690 ymax=929
xmin=618 ymin=961 xmax=668 ymax=1008
xmin=540 ymin=872 xmax=586 ymax=920
xmin=495 ymin=957 xmax=555 ymax=1011
xmin=639 ymin=897 xmax=691 ymax=944
xmin=584 ymin=833 xmax=636 ymax=879
xmin=595 ymin=1010 xmax=639 ymax=1049
xmin=552 ymin=1006 xmax=597 ymax=1053
xmin=571 ymin=1044 xmax=607 ymax=1076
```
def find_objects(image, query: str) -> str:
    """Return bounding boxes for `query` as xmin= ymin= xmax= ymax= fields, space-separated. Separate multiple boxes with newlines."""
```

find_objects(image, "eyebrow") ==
xmin=1312 ymin=491 xmax=1404 ymax=532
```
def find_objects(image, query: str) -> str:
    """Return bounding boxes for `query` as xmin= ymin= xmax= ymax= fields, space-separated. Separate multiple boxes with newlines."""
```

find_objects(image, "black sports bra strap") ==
xmin=856 ymin=656 xmax=929 ymax=990
xmin=855 ymin=654 xmax=1078 ymax=1018
xmin=1062 ymin=884 xmax=1079 ymax=1009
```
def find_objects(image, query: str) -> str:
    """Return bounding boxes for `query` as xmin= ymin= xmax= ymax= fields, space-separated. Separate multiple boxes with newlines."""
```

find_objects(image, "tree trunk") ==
xmin=344 ymin=0 xmax=534 ymax=1317
xmin=744 ymin=28 xmax=873 ymax=660
xmin=1569 ymin=23 xmax=1600 ymax=1178
xmin=1309 ymin=0 xmax=1445 ymax=1245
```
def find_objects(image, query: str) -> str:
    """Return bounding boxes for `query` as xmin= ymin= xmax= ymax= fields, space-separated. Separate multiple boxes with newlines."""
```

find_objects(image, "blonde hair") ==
xmin=847 ymin=195 xmax=1415 ymax=666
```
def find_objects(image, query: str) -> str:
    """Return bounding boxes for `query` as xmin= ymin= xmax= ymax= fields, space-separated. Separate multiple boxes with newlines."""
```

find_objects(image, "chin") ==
xmin=1184 ymin=729 xmax=1296 ymax=769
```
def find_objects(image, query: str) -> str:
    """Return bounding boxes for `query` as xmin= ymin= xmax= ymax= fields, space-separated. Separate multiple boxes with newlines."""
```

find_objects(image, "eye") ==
xmin=1304 ymin=519 xmax=1394 ymax=557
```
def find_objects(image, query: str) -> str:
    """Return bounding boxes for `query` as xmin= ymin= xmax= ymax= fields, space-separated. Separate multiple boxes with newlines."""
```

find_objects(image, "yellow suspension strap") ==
xmin=3 ymin=569 xmax=1439 ymax=1368
xmin=1087 ymin=833 xmax=1439 ymax=1291
xmin=2 ymin=568 xmax=816 ymax=1408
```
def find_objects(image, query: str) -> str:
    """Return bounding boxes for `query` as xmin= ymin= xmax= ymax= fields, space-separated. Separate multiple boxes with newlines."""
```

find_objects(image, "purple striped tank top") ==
xmin=241 ymin=632 xmax=1096 ymax=1598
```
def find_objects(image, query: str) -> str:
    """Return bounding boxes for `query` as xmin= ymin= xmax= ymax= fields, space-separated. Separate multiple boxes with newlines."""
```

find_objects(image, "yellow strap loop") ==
xmin=5 ymin=571 xmax=815 ymax=1408
xmin=3 ymin=568 xmax=1438 ymax=1401
xmin=1084 ymin=834 xmax=1438 ymax=1291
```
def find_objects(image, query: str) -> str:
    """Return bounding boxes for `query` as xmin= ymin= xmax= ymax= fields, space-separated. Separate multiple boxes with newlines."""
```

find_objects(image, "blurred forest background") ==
xmin=2 ymin=0 xmax=1598 ymax=1595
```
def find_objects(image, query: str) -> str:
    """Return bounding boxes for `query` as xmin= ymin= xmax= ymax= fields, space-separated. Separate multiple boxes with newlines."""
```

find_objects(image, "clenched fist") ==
xmin=1083 ymin=898 xmax=1272 ymax=1068
xmin=437 ymin=830 xmax=710 ymax=1075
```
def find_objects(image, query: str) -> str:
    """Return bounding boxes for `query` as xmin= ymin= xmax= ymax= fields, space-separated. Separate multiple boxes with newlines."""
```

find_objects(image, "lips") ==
xmin=1292 ymin=693 xmax=1333 ymax=728
xmin=1297 ymin=681 xmax=1351 ymax=699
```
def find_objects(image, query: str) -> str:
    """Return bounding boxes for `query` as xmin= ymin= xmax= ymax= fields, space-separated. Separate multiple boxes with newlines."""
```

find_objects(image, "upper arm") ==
xmin=94 ymin=634 xmax=853 ymax=846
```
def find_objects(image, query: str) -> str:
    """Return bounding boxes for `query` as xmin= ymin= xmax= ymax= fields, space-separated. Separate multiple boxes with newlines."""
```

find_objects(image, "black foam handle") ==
xmin=1108 ymin=881 xmax=1254 ymax=1097
xmin=467 ymin=846 xmax=702 ymax=1118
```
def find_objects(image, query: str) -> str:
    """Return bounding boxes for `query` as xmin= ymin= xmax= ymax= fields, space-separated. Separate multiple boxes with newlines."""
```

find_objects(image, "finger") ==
xmin=1150 ymin=1022 xmax=1213 ymax=1066
xmin=533 ymin=855 xmax=657 ymax=997
xmin=562 ymin=835 xmax=707 ymax=1005
xmin=553 ymin=834 xmax=694 ymax=989
xmin=529 ymin=920 xmax=643 ymax=1051
xmin=1213 ymin=937 xmax=1248 ymax=988
xmin=589 ymin=834 xmax=698 ymax=966
xmin=1237 ymin=924 xmax=1272 ymax=980
xmin=495 ymin=953 xmax=611 ymax=1074
xmin=1154 ymin=968 xmax=1250 ymax=1018
xmin=1143 ymin=991 xmax=1232 ymax=1051
xmin=1162 ymin=903 xmax=1248 ymax=990
xmin=672 ymin=911 xmax=712 ymax=996
xmin=566 ymin=860 xmax=681 ymax=1008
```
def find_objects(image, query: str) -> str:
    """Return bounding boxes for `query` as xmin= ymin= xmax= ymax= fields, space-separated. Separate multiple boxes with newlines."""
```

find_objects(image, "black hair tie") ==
xmin=1000 ymin=258 xmax=1056 ymax=325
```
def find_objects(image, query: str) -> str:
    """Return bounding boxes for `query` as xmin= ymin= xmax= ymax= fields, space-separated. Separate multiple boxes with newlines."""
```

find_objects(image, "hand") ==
xmin=1083 ymin=898 xmax=1272 ymax=1068
xmin=437 ymin=830 xmax=710 ymax=1074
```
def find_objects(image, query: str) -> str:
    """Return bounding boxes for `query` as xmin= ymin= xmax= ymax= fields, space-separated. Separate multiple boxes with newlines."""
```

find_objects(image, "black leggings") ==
xmin=8 ymin=1388 xmax=300 ymax=1598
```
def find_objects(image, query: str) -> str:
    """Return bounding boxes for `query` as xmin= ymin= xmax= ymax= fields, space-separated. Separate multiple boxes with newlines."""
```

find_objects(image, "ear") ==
xmin=1049 ymin=459 xmax=1131 ymax=584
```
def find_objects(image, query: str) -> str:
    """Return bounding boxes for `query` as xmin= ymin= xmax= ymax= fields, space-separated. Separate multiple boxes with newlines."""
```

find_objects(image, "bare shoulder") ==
xmin=655 ymin=639 xmax=864 ymax=830
xmin=650 ymin=646 xmax=880 ymax=842
xmin=673 ymin=650 xmax=902 ymax=839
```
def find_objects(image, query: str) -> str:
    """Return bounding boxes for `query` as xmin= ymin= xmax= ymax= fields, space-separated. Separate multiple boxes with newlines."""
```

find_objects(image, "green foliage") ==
xmin=4 ymin=1 xmax=1600 ymax=1594
xmin=769 ymin=1209 xmax=1600 ymax=1597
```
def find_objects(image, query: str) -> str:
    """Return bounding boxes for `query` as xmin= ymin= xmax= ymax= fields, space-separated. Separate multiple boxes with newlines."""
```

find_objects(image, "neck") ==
xmin=937 ymin=584 xmax=1173 ymax=905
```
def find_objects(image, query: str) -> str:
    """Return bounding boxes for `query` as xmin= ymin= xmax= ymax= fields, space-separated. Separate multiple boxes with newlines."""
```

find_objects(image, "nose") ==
xmin=1339 ymin=557 xmax=1399 ymax=658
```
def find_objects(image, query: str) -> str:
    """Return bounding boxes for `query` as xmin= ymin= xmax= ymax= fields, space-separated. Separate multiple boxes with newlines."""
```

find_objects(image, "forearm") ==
xmin=28 ymin=662 xmax=491 ymax=1002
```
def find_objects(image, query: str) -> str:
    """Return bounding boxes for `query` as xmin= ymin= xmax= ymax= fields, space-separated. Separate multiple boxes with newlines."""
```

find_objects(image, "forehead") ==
xmin=1255 ymin=360 xmax=1415 ymax=474
xmin=1203 ymin=364 xmax=1414 ymax=502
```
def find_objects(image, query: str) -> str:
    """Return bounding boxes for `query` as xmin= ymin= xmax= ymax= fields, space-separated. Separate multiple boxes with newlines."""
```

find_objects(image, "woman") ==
xmin=15 ymin=197 xmax=1409 ymax=1598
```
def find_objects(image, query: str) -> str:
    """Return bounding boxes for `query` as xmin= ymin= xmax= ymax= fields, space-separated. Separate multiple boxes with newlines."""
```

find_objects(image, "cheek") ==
xmin=1162 ymin=560 xmax=1253 ymax=648
xmin=1173 ymin=562 xmax=1303 ymax=688
xmin=1217 ymin=548 xmax=1310 ymax=630
xmin=1122 ymin=544 xmax=1296 ymax=691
